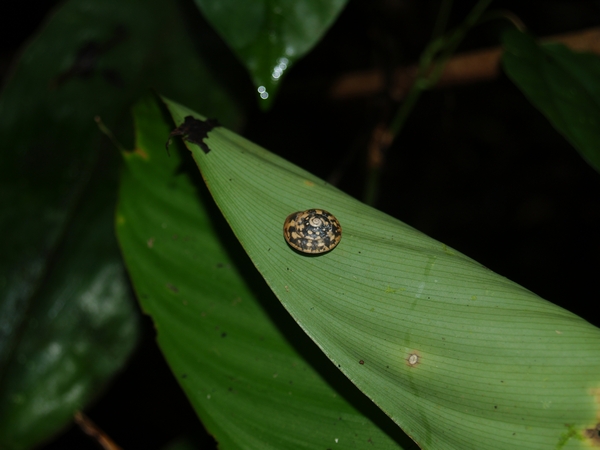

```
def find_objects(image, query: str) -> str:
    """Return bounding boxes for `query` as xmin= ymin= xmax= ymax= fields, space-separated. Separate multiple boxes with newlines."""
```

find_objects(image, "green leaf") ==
xmin=163 ymin=96 xmax=600 ymax=450
xmin=501 ymin=29 xmax=600 ymax=173
xmin=0 ymin=0 xmax=239 ymax=446
xmin=0 ymin=165 xmax=138 ymax=450
xmin=116 ymin=95 xmax=415 ymax=449
xmin=194 ymin=0 xmax=348 ymax=107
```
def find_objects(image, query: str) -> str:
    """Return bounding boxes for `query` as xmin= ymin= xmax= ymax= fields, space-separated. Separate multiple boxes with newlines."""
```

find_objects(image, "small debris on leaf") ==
xmin=166 ymin=116 xmax=221 ymax=155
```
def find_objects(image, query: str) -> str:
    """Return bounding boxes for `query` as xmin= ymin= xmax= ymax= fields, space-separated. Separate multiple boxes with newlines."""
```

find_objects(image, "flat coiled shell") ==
xmin=283 ymin=209 xmax=342 ymax=254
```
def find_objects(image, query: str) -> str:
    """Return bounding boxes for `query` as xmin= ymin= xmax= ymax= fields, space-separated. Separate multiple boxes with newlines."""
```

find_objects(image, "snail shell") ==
xmin=283 ymin=209 xmax=342 ymax=254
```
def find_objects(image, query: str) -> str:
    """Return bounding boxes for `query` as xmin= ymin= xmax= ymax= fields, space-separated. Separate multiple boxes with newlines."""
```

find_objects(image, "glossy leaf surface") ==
xmin=194 ymin=0 xmax=348 ymax=107
xmin=0 ymin=171 xmax=138 ymax=450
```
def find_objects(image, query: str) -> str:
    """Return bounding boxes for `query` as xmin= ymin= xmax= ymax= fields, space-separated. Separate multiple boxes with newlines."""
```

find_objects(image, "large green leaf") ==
xmin=116 ymin=95 xmax=414 ymax=449
xmin=502 ymin=29 xmax=600 ymax=173
xmin=194 ymin=0 xmax=348 ymax=107
xmin=0 ymin=0 xmax=238 ymax=446
xmin=162 ymin=97 xmax=600 ymax=450
xmin=0 ymin=164 xmax=138 ymax=450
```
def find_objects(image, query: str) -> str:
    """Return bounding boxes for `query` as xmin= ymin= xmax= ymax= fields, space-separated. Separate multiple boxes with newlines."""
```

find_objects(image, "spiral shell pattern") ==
xmin=283 ymin=209 xmax=342 ymax=254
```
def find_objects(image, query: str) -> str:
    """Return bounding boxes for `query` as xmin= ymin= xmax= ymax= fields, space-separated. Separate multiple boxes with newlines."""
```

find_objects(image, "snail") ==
xmin=283 ymin=209 xmax=342 ymax=254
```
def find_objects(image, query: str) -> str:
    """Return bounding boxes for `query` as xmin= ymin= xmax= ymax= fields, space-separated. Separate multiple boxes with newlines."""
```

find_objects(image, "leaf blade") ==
xmin=116 ymin=95 xmax=413 ymax=449
xmin=164 ymin=97 xmax=600 ymax=450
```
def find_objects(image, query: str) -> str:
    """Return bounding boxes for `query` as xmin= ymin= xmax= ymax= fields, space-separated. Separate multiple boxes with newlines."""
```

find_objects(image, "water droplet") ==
xmin=271 ymin=57 xmax=289 ymax=80
xmin=257 ymin=86 xmax=269 ymax=99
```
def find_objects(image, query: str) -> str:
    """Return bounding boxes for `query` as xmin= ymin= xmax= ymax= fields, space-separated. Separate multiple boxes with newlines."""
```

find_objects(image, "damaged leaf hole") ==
xmin=166 ymin=115 xmax=221 ymax=155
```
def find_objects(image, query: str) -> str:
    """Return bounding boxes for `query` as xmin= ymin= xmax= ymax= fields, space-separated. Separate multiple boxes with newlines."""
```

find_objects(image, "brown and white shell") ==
xmin=283 ymin=209 xmax=342 ymax=254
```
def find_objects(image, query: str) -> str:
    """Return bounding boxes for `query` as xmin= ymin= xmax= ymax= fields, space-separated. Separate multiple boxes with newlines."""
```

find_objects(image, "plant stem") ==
xmin=392 ymin=0 xmax=493 ymax=135
xmin=363 ymin=0 xmax=494 ymax=206
xmin=431 ymin=0 xmax=454 ymax=41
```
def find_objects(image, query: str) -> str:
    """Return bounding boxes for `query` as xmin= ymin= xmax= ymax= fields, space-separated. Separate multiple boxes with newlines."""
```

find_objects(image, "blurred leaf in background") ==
xmin=194 ymin=0 xmax=348 ymax=107
xmin=0 ymin=0 xmax=238 ymax=447
xmin=502 ymin=29 xmax=600 ymax=173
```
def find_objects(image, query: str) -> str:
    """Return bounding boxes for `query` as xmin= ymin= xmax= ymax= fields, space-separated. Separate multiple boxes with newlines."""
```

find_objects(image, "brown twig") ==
xmin=74 ymin=411 xmax=123 ymax=450
xmin=330 ymin=27 xmax=600 ymax=100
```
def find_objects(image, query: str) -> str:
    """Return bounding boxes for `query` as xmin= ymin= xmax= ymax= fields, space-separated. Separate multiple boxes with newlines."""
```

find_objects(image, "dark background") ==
xmin=2 ymin=0 xmax=599 ymax=448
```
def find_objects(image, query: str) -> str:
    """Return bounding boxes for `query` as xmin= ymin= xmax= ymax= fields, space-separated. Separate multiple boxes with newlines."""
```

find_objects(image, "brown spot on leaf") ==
xmin=133 ymin=147 xmax=149 ymax=159
xmin=406 ymin=350 xmax=421 ymax=367
xmin=584 ymin=424 xmax=600 ymax=444
xmin=584 ymin=388 xmax=600 ymax=446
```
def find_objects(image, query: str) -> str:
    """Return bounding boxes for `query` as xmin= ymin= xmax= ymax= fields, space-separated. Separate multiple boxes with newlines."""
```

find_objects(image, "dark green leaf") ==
xmin=0 ymin=0 xmax=239 ymax=446
xmin=194 ymin=0 xmax=348 ymax=107
xmin=0 ymin=161 xmax=138 ymax=450
xmin=502 ymin=29 xmax=600 ymax=172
